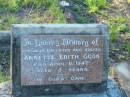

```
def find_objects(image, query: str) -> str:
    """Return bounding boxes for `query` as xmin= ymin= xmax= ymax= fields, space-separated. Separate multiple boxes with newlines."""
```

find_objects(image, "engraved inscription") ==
xmin=21 ymin=35 xmax=104 ymax=85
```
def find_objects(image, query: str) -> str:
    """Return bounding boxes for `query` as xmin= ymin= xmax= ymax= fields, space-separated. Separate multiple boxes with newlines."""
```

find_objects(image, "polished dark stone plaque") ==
xmin=21 ymin=35 xmax=104 ymax=85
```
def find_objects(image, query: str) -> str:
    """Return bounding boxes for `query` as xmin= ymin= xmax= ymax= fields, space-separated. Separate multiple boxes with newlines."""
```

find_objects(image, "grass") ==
xmin=85 ymin=0 xmax=98 ymax=13
xmin=97 ymin=0 xmax=107 ymax=9
xmin=0 ymin=16 xmax=20 ymax=30
xmin=0 ymin=0 xmax=19 ymax=13
xmin=128 ymin=0 xmax=130 ymax=3
xmin=123 ymin=43 xmax=130 ymax=54
xmin=18 ymin=0 xmax=52 ymax=8
xmin=67 ymin=0 xmax=97 ymax=23
xmin=108 ymin=16 xmax=129 ymax=42
xmin=0 ymin=0 xmax=66 ymax=30
xmin=8 ymin=0 xmax=19 ymax=12
xmin=23 ymin=0 xmax=66 ymax=23
xmin=0 ymin=0 xmax=52 ymax=12
xmin=85 ymin=0 xmax=107 ymax=13
xmin=46 ymin=0 xmax=66 ymax=23
xmin=0 ymin=72 xmax=10 ymax=83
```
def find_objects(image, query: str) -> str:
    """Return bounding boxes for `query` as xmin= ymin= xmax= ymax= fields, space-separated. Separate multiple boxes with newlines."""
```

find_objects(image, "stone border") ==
xmin=0 ymin=31 xmax=10 ymax=47
xmin=0 ymin=31 xmax=11 ymax=76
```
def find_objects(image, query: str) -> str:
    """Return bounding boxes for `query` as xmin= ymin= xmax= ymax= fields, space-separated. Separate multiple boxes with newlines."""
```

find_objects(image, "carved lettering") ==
xmin=21 ymin=35 xmax=103 ymax=85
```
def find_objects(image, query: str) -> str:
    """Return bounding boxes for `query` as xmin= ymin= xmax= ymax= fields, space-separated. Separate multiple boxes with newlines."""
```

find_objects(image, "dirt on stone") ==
xmin=0 ymin=81 xmax=12 ymax=97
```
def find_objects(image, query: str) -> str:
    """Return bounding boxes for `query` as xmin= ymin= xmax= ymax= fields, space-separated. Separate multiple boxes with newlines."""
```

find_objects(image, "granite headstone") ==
xmin=12 ymin=24 xmax=109 ymax=97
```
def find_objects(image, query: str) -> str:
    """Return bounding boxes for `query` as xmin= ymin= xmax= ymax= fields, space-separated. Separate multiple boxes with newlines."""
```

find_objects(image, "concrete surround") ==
xmin=0 ymin=24 xmax=127 ymax=97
